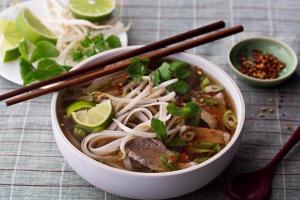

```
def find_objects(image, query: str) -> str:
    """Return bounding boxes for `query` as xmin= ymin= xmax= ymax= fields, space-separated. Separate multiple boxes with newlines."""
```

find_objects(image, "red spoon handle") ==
xmin=266 ymin=125 xmax=300 ymax=169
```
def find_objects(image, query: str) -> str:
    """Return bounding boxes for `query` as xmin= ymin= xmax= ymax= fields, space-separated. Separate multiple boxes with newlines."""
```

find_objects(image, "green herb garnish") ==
xmin=203 ymin=97 xmax=218 ymax=106
xmin=165 ymin=137 xmax=187 ymax=147
xmin=152 ymin=60 xmax=191 ymax=94
xmin=30 ymin=41 xmax=59 ymax=62
xmin=126 ymin=57 xmax=149 ymax=82
xmin=160 ymin=156 xmax=176 ymax=171
xmin=72 ymin=34 xmax=121 ymax=62
xmin=151 ymin=118 xmax=167 ymax=141
xmin=19 ymin=41 xmax=70 ymax=85
xmin=167 ymin=102 xmax=201 ymax=126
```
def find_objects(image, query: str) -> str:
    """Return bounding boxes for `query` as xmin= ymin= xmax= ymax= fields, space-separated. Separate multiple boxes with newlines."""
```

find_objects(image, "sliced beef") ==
xmin=125 ymin=138 xmax=173 ymax=172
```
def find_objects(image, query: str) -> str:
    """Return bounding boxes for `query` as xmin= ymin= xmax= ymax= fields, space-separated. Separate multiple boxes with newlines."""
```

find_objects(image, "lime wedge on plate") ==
xmin=0 ymin=18 xmax=23 ymax=62
xmin=69 ymin=0 xmax=116 ymax=22
xmin=66 ymin=100 xmax=95 ymax=116
xmin=0 ymin=18 xmax=16 ymax=33
xmin=71 ymin=99 xmax=114 ymax=129
xmin=16 ymin=8 xmax=57 ymax=44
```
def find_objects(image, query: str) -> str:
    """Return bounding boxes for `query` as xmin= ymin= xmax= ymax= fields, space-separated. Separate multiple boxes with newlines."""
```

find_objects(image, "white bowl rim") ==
xmin=228 ymin=36 xmax=298 ymax=83
xmin=51 ymin=45 xmax=245 ymax=177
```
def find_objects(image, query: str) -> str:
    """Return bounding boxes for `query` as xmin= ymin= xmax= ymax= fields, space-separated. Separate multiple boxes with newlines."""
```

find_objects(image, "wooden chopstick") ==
xmin=6 ymin=25 xmax=243 ymax=106
xmin=0 ymin=21 xmax=226 ymax=101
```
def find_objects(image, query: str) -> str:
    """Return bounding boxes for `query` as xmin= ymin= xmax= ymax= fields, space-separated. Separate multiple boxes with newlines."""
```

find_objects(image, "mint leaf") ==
xmin=168 ymin=80 xmax=190 ymax=94
xmin=151 ymin=118 xmax=167 ymax=141
xmin=106 ymin=35 xmax=121 ymax=48
xmin=94 ymin=41 xmax=108 ymax=52
xmin=23 ymin=58 xmax=67 ymax=85
xmin=20 ymin=57 xmax=34 ymax=82
xmin=175 ymin=68 xmax=191 ymax=79
xmin=126 ymin=57 xmax=148 ymax=82
xmin=31 ymin=41 xmax=59 ymax=63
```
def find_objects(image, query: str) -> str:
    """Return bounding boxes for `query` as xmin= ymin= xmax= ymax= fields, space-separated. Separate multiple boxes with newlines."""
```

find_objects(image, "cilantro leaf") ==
xmin=84 ymin=48 xmax=97 ymax=57
xmin=94 ymin=41 xmax=108 ymax=52
xmin=72 ymin=50 xmax=84 ymax=61
xmin=168 ymin=80 xmax=190 ymax=94
xmin=170 ymin=60 xmax=186 ymax=72
xmin=81 ymin=35 xmax=91 ymax=47
xmin=152 ymin=70 xmax=161 ymax=86
xmin=167 ymin=102 xmax=201 ymax=126
xmin=166 ymin=103 xmax=182 ymax=116
xmin=151 ymin=118 xmax=167 ymax=141
xmin=91 ymin=34 xmax=104 ymax=44
xmin=126 ymin=57 xmax=148 ymax=82
xmin=106 ymin=35 xmax=121 ymax=48
xmin=31 ymin=41 xmax=59 ymax=63
xmin=157 ymin=62 xmax=172 ymax=81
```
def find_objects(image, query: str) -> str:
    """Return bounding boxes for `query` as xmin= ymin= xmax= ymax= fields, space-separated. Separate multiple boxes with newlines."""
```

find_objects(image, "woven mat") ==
xmin=0 ymin=0 xmax=299 ymax=199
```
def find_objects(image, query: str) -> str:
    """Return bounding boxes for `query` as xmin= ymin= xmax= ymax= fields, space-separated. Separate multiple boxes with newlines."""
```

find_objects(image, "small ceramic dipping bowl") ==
xmin=228 ymin=37 xmax=298 ymax=86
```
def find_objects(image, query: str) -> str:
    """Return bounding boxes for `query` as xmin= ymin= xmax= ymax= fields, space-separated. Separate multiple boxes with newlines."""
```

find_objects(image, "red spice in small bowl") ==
xmin=239 ymin=49 xmax=286 ymax=79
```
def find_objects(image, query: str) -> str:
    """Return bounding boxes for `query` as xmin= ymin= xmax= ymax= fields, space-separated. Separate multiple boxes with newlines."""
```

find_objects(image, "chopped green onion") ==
xmin=191 ymin=148 xmax=213 ymax=153
xmin=200 ymin=77 xmax=210 ymax=88
xmin=203 ymin=97 xmax=218 ymax=106
xmin=194 ymin=142 xmax=220 ymax=149
xmin=223 ymin=110 xmax=237 ymax=130
xmin=193 ymin=157 xmax=210 ymax=163
xmin=73 ymin=127 xmax=87 ymax=140
xmin=203 ymin=85 xmax=224 ymax=93
xmin=160 ymin=156 xmax=176 ymax=171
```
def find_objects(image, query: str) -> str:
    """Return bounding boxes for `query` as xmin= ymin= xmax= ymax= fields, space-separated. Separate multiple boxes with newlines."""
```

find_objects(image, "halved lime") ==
xmin=69 ymin=0 xmax=116 ymax=22
xmin=71 ymin=99 xmax=113 ymax=129
xmin=16 ymin=8 xmax=57 ymax=44
xmin=0 ymin=18 xmax=16 ymax=33
xmin=66 ymin=100 xmax=94 ymax=116
xmin=0 ymin=18 xmax=23 ymax=62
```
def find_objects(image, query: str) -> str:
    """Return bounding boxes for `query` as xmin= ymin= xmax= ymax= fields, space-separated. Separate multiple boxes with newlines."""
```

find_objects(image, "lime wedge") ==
xmin=69 ymin=0 xmax=116 ymax=22
xmin=16 ymin=8 xmax=57 ymax=44
xmin=66 ymin=100 xmax=94 ymax=116
xmin=72 ymin=99 xmax=114 ymax=129
xmin=0 ymin=18 xmax=23 ymax=62
xmin=0 ymin=18 xmax=16 ymax=33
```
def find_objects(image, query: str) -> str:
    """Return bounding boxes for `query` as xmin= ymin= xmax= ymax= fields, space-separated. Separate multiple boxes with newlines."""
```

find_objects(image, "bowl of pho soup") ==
xmin=51 ymin=46 xmax=245 ymax=199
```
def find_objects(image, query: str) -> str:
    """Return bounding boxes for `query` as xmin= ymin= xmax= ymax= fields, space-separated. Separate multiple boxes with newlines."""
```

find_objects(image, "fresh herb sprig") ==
xmin=126 ymin=57 xmax=149 ymax=82
xmin=72 ymin=34 xmax=121 ymax=62
xmin=167 ymin=102 xmax=201 ymax=126
xmin=152 ymin=60 xmax=191 ymax=94
xmin=19 ymin=41 xmax=70 ymax=85
xmin=150 ymin=118 xmax=187 ymax=147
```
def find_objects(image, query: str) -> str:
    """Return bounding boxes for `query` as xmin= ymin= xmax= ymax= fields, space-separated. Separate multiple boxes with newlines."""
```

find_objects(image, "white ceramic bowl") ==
xmin=51 ymin=46 xmax=245 ymax=199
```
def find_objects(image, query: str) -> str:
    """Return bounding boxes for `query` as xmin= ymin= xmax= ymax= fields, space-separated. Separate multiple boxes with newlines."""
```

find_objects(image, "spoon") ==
xmin=225 ymin=125 xmax=300 ymax=200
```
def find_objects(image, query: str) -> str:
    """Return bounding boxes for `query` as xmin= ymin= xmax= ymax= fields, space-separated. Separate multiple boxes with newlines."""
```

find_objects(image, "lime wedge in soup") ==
xmin=66 ymin=100 xmax=95 ymax=116
xmin=0 ymin=18 xmax=23 ymax=62
xmin=71 ymin=99 xmax=114 ymax=130
xmin=69 ymin=0 xmax=116 ymax=22
xmin=16 ymin=8 xmax=57 ymax=44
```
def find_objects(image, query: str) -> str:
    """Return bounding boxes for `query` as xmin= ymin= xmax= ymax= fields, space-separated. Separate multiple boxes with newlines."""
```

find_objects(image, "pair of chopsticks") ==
xmin=1 ymin=20 xmax=243 ymax=106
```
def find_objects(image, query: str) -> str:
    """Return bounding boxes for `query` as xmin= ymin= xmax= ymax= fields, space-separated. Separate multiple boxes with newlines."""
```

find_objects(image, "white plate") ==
xmin=0 ymin=0 xmax=128 ymax=85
